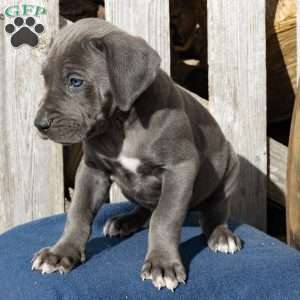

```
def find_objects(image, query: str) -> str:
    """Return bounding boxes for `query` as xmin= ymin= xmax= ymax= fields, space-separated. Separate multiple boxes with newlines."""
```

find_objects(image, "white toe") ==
xmin=228 ymin=237 xmax=238 ymax=254
xmin=165 ymin=277 xmax=178 ymax=291
xmin=217 ymin=242 xmax=229 ymax=253
xmin=103 ymin=221 xmax=110 ymax=237
xmin=153 ymin=275 xmax=165 ymax=290
xmin=31 ymin=257 xmax=42 ymax=271
xmin=41 ymin=262 xmax=57 ymax=274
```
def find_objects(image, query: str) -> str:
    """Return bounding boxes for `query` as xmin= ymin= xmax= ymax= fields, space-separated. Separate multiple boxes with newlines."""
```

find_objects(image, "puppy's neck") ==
xmin=88 ymin=69 xmax=172 ymax=138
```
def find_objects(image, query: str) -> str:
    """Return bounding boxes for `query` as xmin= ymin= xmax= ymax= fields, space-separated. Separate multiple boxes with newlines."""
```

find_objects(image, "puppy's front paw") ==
xmin=31 ymin=244 xmax=85 ymax=274
xmin=208 ymin=225 xmax=242 ymax=254
xmin=141 ymin=251 xmax=186 ymax=292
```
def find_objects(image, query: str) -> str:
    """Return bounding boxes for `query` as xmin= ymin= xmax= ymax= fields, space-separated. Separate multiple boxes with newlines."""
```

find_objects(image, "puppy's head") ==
xmin=34 ymin=19 xmax=161 ymax=144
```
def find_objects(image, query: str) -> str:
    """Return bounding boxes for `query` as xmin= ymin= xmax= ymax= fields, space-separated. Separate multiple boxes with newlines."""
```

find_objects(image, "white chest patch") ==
xmin=118 ymin=156 xmax=141 ymax=173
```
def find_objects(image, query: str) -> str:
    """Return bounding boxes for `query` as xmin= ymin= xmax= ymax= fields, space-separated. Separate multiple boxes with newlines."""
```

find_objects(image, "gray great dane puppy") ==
xmin=32 ymin=18 xmax=241 ymax=291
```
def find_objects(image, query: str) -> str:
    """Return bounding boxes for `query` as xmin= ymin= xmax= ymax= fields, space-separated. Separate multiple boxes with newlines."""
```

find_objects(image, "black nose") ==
xmin=34 ymin=118 xmax=51 ymax=131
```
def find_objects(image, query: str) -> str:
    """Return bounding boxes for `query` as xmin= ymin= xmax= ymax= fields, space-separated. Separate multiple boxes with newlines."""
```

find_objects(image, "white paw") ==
xmin=31 ymin=257 xmax=67 ymax=274
xmin=208 ymin=225 xmax=242 ymax=254
xmin=31 ymin=246 xmax=81 ymax=274
xmin=141 ymin=259 xmax=186 ymax=292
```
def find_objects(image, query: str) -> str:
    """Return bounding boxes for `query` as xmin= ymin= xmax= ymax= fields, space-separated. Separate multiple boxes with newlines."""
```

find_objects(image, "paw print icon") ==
xmin=5 ymin=17 xmax=44 ymax=47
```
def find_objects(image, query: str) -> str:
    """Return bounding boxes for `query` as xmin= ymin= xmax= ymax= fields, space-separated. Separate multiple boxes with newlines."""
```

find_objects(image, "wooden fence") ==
xmin=0 ymin=0 xmax=296 ymax=236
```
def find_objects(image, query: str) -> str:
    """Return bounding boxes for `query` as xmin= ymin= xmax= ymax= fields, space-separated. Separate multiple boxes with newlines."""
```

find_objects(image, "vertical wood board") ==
xmin=296 ymin=0 xmax=300 ymax=82
xmin=286 ymin=0 xmax=300 ymax=249
xmin=0 ymin=0 xmax=64 ymax=232
xmin=208 ymin=0 xmax=267 ymax=229
xmin=286 ymin=84 xmax=300 ymax=249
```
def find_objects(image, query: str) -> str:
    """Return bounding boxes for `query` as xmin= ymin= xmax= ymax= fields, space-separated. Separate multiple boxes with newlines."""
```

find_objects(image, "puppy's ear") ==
xmin=99 ymin=32 xmax=161 ymax=111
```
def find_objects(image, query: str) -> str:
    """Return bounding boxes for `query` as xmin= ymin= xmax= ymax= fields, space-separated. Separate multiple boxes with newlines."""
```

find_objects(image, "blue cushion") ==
xmin=0 ymin=202 xmax=300 ymax=300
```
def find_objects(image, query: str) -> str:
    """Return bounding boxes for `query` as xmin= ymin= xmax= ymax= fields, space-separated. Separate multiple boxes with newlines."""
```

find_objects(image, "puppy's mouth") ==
xmin=36 ymin=118 xmax=87 ymax=145
xmin=35 ymin=113 xmax=110 ymax=145
xmin=37 ymin=131 xmax=72 ymax=146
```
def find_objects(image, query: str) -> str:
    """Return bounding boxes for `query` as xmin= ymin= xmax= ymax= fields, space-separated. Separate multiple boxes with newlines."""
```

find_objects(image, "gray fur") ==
xmin=32 ymin=18 xmax=241 ymax=290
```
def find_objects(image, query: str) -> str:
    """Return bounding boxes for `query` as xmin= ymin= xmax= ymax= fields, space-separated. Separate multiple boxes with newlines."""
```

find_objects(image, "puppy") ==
xmin=32 ymin=19 xmax=241 ymax=291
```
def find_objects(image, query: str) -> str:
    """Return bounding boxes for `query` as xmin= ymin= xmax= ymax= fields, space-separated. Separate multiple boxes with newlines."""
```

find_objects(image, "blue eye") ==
xmin=69 ymin=78 xmax=83 ymax=88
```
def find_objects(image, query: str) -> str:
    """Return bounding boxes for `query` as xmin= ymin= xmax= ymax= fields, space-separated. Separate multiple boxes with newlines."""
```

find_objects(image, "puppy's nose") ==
xmin=34 ymin=117 xmax=51 ymax=131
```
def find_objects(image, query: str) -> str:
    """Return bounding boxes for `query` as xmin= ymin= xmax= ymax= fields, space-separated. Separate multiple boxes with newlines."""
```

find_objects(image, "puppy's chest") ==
xmin=86 ymin=126 xmax=162 ymax=205
xmin=97 ymin=153 xmax=162 ymax=206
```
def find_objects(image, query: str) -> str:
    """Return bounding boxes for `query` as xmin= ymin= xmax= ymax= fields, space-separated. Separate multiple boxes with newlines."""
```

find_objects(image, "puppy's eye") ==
xmin=69 ymin=78 xmax=84 ymax=88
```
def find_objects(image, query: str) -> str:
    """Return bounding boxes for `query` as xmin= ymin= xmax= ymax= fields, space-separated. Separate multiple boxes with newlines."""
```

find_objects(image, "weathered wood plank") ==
xmin=296 ymin=0 xmax=300 ymax=79
xmin=286 ymin=0 xmax=300 ymax=249
xmin=268 ymin=138 xmax=287 ymax=206
xmin=208 ymin=1 xmax=267 ymax=229
xmin=0 ymin=1 xmax=64 ymax=233
xmin=106 ymin=0 xmax=170 ymax=74
xmin=286 ymin=83 xmax=300 ymax=249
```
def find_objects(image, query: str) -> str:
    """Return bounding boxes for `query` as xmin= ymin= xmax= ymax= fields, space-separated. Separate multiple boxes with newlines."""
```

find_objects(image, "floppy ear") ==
xmin=100 ymin=31 xmax=161 ymax=111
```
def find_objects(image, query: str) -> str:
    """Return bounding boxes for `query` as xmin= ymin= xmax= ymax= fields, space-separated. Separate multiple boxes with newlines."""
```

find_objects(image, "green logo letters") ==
xmin=4 ymin=4 xmax=47 ymax=18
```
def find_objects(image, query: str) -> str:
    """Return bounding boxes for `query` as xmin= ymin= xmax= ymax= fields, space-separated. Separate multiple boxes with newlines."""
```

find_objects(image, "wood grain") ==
xmin=286 ymin=0 xmax=300 ymax=248
xmin=106 ymin=0 xmax=170 ymax=75
xmin=268 ymin=138 xmax=287 ymax=206
xmin=286 ymin=83 xmax=300 ymax=248
xmin=208 ymin=1 xmax=267 ymax=229
xmin=296 ymin=0 xmax=300 ymax=82
xmin=0 ymin=0 xmax=64 ymax=233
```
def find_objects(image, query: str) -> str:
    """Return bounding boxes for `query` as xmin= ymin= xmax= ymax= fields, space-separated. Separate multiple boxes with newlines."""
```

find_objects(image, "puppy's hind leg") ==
xmin=200 ymin=163 xmax=242 ymax=254
xmin=103 ymin=205 xmax=151 ymax=237
xmin=200 ymin=196 xmax=242 ymax=254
